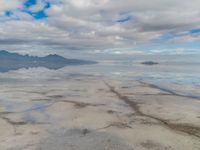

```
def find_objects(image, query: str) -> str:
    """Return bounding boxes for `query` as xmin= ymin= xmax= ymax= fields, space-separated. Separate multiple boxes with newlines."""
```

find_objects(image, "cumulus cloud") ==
xmin=0 ymin=0 xmax=200 ymax=55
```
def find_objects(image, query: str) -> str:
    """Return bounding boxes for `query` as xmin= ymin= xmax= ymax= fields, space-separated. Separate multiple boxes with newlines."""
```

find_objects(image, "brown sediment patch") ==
xmin=0 ymin=116 xmax=27 ymax=134
xmin=109 ymin=122 xmax=132 ymax=129
xmin=98 ymin=88 xmax=105 ymax=92
xmin=73 ymin=102 xmax=89 ymax=108
xmin=27 ymin=91 xmax=47 ymax=95
xmin=27 ymin=89 xmax=58 ymax=95
xmin=23 ymin=143 xmax=35 ymax=149
xmin=98 ymin=122 xmax=132 ymax=130
xmin=72 ymin=89 xmax=87 ymax=92
xmin=0 ymin=115 xmax=49 ymax=135
xmin=121 ymin=86 xmax=130 ymax=89
xmin=130 ymin=117 xmax=160 ymax=126
xmin=1 ymin=116 xmax=47 ymax=126
xmin=48 ymin=95 xmax=64 ymax=99
xmin=31 ymin=98 xmax=52 ymax=102
xmin=0 ymin=111 xmax=14 ymax=115
xmin=1 ymin=116 xmax=27 ymax=126
xmin=82 ymin=128 xmax=91 ymax=136
xmin=107 ymin=110 xmax=116 ymax=114
xmin=59 ymin=100 xmax=105 ymax=109
xmin=140 ymin=140 xmax=172 ymax=150
xmin=104 ymin=81 xmax=200 ymax=139
xmin=30 ymin=131 xmax=40 ymax=135
xmin=30 ymin=99 xmax=105 ymax=110
xmin=126 ymin=113 xmax=136 ymax=117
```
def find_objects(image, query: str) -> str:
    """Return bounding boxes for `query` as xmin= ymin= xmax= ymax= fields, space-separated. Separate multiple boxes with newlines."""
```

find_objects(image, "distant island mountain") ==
xmin=0 ymin=50 xmax=97 ymax=72
xmin=141 ymin=61 xmax=159 ymax=66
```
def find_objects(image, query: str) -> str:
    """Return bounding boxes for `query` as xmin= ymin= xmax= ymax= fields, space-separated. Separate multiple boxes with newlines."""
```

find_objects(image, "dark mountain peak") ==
xmin=46 ymin=54 xmax=60 ymax=57
xmin=0 ymin=50 xmax=9 ymax=53
xmin=0 ymin=50 xmax=14 ymax=55
xmin=0 ymin=50 xmax=23 ymax=59
xmin=0 ymin=50 xmax=97 ymax=73
xmin=44 ymin=54 xmax=65 ymax=59
xmin=43 ymin=54 xmax=69 ymax=62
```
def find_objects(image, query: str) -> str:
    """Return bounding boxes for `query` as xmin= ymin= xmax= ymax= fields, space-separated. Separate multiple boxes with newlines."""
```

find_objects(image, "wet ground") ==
xmin=0 ymin=73 xmax=200 ymax=150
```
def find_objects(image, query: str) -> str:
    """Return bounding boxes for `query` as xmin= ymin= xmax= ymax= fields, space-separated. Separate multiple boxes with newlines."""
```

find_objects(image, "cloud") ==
xmin=0 ymin=0 xmax=21 ymax=16
xmin=0 ymin=0 xmax=200 ymax=55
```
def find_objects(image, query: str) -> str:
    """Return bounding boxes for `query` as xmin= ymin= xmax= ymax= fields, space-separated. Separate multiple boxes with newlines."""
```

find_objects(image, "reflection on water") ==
xmin=0 ymin=54 xmax=200 ymax=125
xmin=0 ymin=50 xmax=97 ymax=73
xmin=0 ymin=63 xmax=66 ymax=73
xmin=0 ymin=54 xmax=200 ymax=86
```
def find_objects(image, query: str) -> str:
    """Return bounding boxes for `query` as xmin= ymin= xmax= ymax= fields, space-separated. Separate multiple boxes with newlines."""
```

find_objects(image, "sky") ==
xmin=0 ymin=0 xmax=200 ymax=55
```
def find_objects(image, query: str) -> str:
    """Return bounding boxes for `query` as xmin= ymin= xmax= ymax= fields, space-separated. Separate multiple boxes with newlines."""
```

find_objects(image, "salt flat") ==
xmin=0 ymin=74 xmax=199 ymax=150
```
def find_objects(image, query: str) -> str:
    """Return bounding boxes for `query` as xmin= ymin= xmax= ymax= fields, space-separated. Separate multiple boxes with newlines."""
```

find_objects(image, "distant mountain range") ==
xmin=0 ymin=50 xmax=97 ymax=72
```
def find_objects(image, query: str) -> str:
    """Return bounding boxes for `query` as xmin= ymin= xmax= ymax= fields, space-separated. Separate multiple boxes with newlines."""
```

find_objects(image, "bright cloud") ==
xmin=0 ymin=0 xmax=21 ymax=15
xmin=0 ymin=0 xmax=200 ymax=55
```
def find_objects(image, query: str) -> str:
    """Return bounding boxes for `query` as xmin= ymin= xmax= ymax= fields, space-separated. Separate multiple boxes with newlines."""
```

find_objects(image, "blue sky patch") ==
xmin=4 ymin=11 xmax=13 ymax=17
xmin=190 ymin=29 xmax=200 ymax=34
xmin=32 ymin=11 xmax=48 ymax=19
xmin=24 ymin=0 xmax=37 ymax=8
xmin=44 ymin=2 xmax=51 ymax=9
xmin=22 ymin=0 xmax=51 ymax=19
xmin=159 ymin=33 xmax=175 ymax=41
xmin=23 ymin=9 xmax=47 ymax=19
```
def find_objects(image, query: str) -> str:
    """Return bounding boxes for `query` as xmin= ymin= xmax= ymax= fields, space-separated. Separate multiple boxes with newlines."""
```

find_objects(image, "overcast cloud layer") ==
xmin=0 ymin=0 xmax=200 ymax=55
